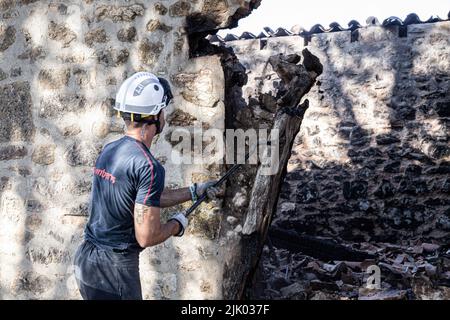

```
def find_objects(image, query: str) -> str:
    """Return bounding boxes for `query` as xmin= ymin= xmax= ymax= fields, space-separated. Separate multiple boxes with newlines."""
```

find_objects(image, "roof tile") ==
xmin=382 ymin=16 xmax=403 ymax=26
xmin=274 ymin=28 xmax=292 ymax=37
xmin=403 ymin=13 xmax=422 ymax=25
xmin=309 ymin=24 xmax=326 ymax=34
xmin=240 ymin=31 xmax=256 ymax=39
xmin=215 ymin=12 xmax=448 ymax=42
xmin=347 ymin=20 xmax=362 ymax=31
xmin=224 ymin=33 xmax=239 ymax=41
xmin=366 ymin=16 xmax=381 ymax=26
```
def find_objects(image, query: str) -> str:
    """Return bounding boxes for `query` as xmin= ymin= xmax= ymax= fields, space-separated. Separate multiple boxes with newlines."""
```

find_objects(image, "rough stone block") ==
xmin=154 ymin=2 xmax=168 ymax=15
xmin=17 ymin=46 xmax=47 ymax=61
xmin=169 ymin=1 xmax=191 ymax=17
xmin=12 ymin=271 xmax=51 ymax=296
xmin=167 ymin=109 xmax=197 ymax=126
xmin=172 ymin=70 xmax=219 ymax=107
xmin=48 ymin=3 xmax=68 ymax=15
xmin=117 ymin=27 xmax=136 ymax=42
xmin=146 ymin=19 xmax=172 ymax=33
xmin=65 ymin=140 xmax=102 ymax=167
xmin=72 ymin=68 xmax=90 ymax=88
xmin=95 ymin=4 xmax=144 ymax=22
xmin=139 ymin=39 xmax=163 ymax=67
xmin=38 ymin=68 xmax=70 ymax=90
xmin=0 ymin=176 xmax=10 ymax=191
xmin=0 ymin=81 xmax=34 ymax=142
xmin=84 ymin=28 xmax=108 ymax=47
xmin=39 ymin=94 xmax=86 ymax=118
xmin=0 ymin=146 xmax=27 ymax=161
xmin=91 ymin=120 xmax=109 ymax=138
xmin=32 ymin=144 xmax=56 ymax=165
xmin=0 ymin=25 xmax=15 ymax=52
xmin=95 ymin=48 xmax=129 ymax=67
xmin=72 ymin=178 xmax=92 ymax=196
xmin=48 ymin=21 xmax=76 ymax=47
xmin=0 ymin=68 xmax=7 ymax=80
xmin=62 ymin=124 xmax=82 ymax=137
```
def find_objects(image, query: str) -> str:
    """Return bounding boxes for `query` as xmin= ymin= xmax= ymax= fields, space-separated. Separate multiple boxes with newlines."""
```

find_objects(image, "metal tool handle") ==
xmin=184 ymin=148 xmax=255 ymax=217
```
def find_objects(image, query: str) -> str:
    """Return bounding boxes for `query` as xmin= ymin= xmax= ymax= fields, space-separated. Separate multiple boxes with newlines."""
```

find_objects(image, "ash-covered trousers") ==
xmin=73 ymin=240 xmax=142 ymax=300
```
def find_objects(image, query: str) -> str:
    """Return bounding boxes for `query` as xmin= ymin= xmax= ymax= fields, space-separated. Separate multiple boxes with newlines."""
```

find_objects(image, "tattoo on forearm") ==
xmin=134 ymin=204 xmax=145 ymax=224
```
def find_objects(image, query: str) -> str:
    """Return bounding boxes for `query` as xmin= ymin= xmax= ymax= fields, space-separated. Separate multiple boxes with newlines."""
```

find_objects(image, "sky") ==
xmin=218 ymin=0 xmax=450 ymax=36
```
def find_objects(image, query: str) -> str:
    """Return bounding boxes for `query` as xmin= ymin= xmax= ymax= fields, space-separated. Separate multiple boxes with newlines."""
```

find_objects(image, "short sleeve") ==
xmin=135 ymin=163 xmax=164 ymax=207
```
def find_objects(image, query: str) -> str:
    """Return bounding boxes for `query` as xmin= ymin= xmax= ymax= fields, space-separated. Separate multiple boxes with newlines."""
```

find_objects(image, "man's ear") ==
xmin=140 ymin=123 xmax=148 ymax=139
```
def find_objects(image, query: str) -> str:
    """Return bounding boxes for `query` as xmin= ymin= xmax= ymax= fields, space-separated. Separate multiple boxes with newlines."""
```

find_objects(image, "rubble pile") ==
xmin=253 ymin=236 xmax=450 ymax=300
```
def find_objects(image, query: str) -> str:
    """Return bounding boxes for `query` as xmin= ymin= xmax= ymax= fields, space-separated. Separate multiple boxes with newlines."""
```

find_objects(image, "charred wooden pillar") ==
xmin=220 ymin=50 xmax=323 ymax=298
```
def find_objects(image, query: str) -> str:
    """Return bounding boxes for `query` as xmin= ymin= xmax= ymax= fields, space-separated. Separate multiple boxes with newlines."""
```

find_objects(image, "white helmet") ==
xmin=114 ymin=72 xmax=170 ymax=118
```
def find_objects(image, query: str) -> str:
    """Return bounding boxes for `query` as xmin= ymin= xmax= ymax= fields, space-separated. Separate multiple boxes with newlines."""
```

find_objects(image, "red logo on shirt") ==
xmin=94 ymin=168 xmax=116 ymax=184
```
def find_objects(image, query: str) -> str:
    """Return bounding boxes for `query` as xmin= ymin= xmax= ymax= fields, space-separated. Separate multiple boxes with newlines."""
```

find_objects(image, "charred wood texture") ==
xmin=220 ymin=50 xmax=323 ymax=298
xmin=243 ymin=50 xmax=323 ymax=236
xmin=268 ymin=227 xmax=376 ymax=261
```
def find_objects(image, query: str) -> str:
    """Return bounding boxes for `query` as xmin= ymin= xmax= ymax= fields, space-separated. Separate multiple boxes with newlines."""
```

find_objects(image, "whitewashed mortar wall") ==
xmin=0 ymin=0 xmax=257 ymax=299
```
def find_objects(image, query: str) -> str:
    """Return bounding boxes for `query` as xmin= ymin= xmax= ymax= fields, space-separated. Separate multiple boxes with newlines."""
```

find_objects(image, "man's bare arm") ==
xmin=159 ymin=187 xmax=191 ymax=208
xmin=134 ymin=203 xmax=180 ymax=247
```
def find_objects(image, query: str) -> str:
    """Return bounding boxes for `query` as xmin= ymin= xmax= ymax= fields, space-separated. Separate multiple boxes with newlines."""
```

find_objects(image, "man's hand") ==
xmin=168 ymin=212 xmax=188 ymax=237
xmin=196 ymin=180 xmax=221 ymax=201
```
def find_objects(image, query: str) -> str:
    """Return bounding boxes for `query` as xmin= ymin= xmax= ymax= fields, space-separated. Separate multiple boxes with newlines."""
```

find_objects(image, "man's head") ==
xmin=114 ymin=72 xmax=173 ymax=137
xmin=123 ymin=110 xmax=166 ymax=140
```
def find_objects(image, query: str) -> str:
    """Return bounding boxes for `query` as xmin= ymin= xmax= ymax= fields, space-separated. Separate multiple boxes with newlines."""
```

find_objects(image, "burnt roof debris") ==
xmin=210 ymin=12 xmax=450 ymax=43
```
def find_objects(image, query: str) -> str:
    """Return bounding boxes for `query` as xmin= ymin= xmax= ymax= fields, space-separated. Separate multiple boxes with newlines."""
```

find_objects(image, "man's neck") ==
xmin=125 ymin=132 xmax=153 ymax=149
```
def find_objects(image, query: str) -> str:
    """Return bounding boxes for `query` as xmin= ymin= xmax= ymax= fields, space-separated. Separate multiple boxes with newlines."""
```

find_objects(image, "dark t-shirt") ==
xmin=84 ymin=135 xmax=165 ymax=252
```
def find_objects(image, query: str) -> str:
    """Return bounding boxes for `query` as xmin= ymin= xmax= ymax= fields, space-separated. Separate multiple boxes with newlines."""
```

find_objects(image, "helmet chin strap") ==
xmin=140 ymin=113 xmax=162 ymax=140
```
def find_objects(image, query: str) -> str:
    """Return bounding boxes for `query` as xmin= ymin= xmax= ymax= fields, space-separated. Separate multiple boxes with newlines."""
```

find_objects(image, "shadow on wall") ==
xmin=274 ymin=22 xmax=449 ymax=244
xmin=244 ymin=22 xmax=450 ymax=300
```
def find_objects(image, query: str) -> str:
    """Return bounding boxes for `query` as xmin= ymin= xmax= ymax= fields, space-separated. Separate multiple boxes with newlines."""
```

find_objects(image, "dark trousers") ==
xmin=74 ymin=240 xmax=142 ymax=300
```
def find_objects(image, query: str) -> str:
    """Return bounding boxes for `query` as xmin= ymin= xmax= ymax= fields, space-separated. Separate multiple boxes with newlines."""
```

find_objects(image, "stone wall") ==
xmin=224 ymin=21 xmax=450 ymax=299
xmin=0 ymin=0 xmax=260 ymax=299
xmin=1 ymin=0 xmax=448 ymax=300
xmin=226 ymin=21 xmax=450 ymax=244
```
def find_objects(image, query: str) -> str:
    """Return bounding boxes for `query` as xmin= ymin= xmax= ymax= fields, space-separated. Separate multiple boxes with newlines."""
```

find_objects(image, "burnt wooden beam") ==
xmin=243 ymin=50 xmax=323 ymax=236
xmin=268 ymin=227 xmax=376 ymax=262
xmin=234 ymin=50 xmax=323 ymax=298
